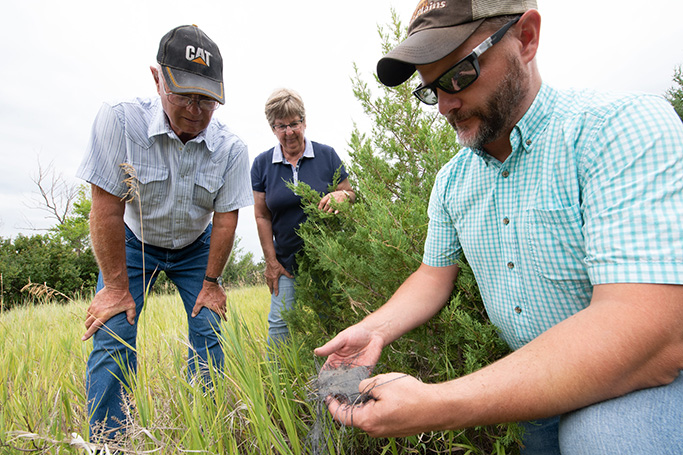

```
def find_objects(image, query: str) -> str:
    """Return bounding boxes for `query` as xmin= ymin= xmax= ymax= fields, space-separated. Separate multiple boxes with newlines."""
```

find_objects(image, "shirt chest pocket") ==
xmin=127 ymin=161 xmax=168 ymax=205
xmin=193 ymin=173 xmax=224 ymax=211
xmin=524 ymin=204 xmax=591 ymax=288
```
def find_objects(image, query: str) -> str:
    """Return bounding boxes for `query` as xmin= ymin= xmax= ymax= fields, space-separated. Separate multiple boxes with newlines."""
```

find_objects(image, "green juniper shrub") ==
xmin=285 ymin=10 xmax=521 ymax=455
xmin=666 ymin=65 xmax=683 ymax=122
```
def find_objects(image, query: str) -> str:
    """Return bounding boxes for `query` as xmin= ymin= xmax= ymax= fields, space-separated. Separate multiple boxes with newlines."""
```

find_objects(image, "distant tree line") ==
xmin=0 ymin=186 xmax=97 ymax=310
xmin=0 ymin=183 xmax=264 ymax=311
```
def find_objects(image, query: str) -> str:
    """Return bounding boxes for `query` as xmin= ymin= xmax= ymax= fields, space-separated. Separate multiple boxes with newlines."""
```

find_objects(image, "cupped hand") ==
xmin=83 ymin=286 xmax=136 ymax=341
xmin=314 ymin=324 xmax=384 ymax=370
xmin=325 ymin=372 xmax=433 ymax=438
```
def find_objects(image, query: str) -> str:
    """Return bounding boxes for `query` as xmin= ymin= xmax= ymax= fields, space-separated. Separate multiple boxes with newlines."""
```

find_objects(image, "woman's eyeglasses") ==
xmin=272 ymin=119 xmax=305 ymax=133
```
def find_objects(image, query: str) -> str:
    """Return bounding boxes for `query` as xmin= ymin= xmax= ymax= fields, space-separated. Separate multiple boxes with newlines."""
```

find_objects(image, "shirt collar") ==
xmin=147 ymin=98 xmax=212 ymax=150
xmin=471 ymin=82 xmax=555 ymax=163
xmin=148 ymin=99 xmax=170 ymax=138
xmin=272 ymin=138 xmax=314 ymax=163
xmin=513 ymin=82 xmax=555 ymax=155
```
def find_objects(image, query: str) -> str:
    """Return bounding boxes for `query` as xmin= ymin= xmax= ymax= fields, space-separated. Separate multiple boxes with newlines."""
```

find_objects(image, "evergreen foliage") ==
xmin=287 ymin=11 xmax=519 ymax=453
xmin=666 ymin=65 xmax=683 ymax=122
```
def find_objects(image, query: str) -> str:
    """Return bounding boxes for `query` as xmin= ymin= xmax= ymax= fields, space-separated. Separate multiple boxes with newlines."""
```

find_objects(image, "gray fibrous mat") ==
xmin=307 ymin=361 xmax=374 ymax=455
xmin=316 ymin=365 xmax=374 ymax=405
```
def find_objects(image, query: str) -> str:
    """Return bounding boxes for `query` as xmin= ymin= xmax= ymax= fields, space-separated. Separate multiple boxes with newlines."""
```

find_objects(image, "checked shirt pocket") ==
xmin=525 ymin=204 xmax=591 ymax=289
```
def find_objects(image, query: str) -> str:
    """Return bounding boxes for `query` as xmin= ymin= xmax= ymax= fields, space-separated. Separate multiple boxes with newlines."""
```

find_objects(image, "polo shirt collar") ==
xmin=272 ymin=138 xmax=314 ymax=163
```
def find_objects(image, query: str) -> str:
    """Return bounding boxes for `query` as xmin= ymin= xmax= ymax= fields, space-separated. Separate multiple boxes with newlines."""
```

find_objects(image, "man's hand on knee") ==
xmin=83 ymin=287 xmax=136 ymax=341
xmin=192 ymin=281 xmax=227 ymax=320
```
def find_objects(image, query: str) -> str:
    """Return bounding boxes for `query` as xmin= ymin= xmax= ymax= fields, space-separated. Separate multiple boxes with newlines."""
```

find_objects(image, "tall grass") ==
xmin=1 ymin=286 xmax=518 ymax=455
xmin=0 ymin=286 xmax=337 ymax=454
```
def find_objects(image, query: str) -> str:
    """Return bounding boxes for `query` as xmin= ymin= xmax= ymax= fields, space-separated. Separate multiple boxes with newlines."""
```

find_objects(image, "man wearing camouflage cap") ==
xmin=316 ymin=1 xmax=683 ymax=452
xmin=77 ymin=25 xmax=253 ymax=439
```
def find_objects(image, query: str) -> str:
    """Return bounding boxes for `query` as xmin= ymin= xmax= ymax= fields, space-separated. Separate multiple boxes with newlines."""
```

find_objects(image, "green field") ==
xmin=0 ymin=286 xmax=338 ymax=454
xmin=1 ymin=286 xmax=519 ymax=455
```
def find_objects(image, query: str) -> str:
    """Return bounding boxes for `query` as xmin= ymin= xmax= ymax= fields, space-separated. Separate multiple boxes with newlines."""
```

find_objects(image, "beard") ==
xmin=446 ymin=55 xmax=527 ymax=151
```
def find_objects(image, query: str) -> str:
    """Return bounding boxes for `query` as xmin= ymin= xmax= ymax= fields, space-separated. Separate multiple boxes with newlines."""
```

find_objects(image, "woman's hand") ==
xmin=318 ymin=190 xmax=354 ymax=213
xmin=264 ymin=260 xmax=293 ymax=296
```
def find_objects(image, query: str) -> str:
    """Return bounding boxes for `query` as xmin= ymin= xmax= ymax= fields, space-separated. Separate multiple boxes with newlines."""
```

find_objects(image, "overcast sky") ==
xmin=1 ymin=0 xmax=682 ymax=260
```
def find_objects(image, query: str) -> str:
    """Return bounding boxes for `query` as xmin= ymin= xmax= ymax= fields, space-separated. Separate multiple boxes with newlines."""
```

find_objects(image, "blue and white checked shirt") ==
xmin=77 ymin=97 xmax=254 ymax=249
xmin=424 ymin=83 xmax=683 ymax=350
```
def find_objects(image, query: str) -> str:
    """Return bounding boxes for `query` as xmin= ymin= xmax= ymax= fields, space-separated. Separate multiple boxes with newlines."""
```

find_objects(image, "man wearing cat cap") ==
xmin=77 ymin=24 xmax=253 ymax=440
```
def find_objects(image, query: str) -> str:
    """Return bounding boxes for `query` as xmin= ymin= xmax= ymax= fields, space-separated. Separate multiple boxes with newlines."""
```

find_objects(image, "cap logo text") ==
xmin=411 ymin=0 xmax=447 ymax=23
xmin=186 ymin=46 xmax=212 ymax=67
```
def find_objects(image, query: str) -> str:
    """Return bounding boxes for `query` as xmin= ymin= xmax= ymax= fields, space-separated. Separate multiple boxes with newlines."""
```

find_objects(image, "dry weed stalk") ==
xmin=119 ymin=163 xmax=140 ymax=204
xmin=21 ymin=280 xmax=71 ymax=302
xmin=4 ymin=429 xmax=155 ymax=455
xmin=119 ymin=162 xmax=147 ymax=291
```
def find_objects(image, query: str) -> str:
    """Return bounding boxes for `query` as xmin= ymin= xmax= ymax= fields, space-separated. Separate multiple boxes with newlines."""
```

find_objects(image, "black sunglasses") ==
xmin=413 ymin=15 xmax=521 ymax=105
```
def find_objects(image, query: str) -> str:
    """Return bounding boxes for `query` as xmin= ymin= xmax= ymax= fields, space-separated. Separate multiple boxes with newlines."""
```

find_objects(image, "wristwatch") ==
xmin=204 ymin=275 xmax=223 ymax=286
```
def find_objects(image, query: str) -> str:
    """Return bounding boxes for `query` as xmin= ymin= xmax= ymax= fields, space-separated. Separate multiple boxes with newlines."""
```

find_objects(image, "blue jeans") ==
xmin=520 ymin=371 xmax=683 ymax=454
xmin=85 ymin=225 xmax=223 ymax=437
xmin=267 ymin=274 xmax=296 ymax=346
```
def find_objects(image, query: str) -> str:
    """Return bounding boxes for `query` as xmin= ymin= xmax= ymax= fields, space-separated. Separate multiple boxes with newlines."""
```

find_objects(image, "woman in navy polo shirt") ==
xmin=251 ymin=88 xmax=356 ymax=345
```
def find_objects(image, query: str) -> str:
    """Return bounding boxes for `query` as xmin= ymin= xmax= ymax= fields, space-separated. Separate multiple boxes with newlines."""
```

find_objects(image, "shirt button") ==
xmin=515 ymin=306 xmax=522 ymax=314
xmin=526 ymin=139 xmax=532 ymax=146
xmin=507 ymin=262 xmax=515 ymax=269
xmin=501 ymin=170 xmax=510 ymax=178
xmin=503 ymin=217 xmax=510 ymax=225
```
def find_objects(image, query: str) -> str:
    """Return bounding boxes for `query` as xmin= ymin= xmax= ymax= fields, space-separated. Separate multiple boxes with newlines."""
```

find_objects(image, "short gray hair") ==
xmin=265 ymin=88 xmax=305 ymax=126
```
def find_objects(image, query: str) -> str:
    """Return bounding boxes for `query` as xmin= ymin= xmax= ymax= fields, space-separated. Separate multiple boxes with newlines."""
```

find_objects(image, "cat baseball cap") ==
xmin=377 ymin=0 xmax=537 ymax=87
xmin=157 ymin=25 xmax=225 ymax=104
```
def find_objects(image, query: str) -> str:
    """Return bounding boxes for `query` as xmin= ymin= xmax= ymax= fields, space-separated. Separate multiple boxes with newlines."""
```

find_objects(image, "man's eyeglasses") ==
xmin=272 ymin=119 xmax=304 ymax=133
xmin=413 ymin=15 xmax=521 ymax=105
xmin=163 ymin=90 xmax=220 ymax=111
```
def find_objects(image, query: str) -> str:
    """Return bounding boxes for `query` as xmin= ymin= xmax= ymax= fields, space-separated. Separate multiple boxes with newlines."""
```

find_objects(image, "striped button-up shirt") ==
xmin=77 ymin=97 xmax=253 ymax=249
xmin=424 ymin=83 xmax=683 ymax=350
